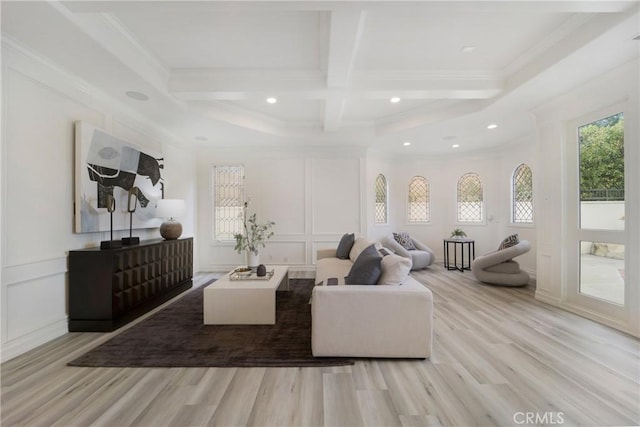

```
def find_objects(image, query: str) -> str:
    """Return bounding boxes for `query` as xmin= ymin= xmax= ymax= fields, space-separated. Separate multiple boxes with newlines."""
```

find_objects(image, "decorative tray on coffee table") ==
xmin=229 ymin=267 xmax=275 ymax=281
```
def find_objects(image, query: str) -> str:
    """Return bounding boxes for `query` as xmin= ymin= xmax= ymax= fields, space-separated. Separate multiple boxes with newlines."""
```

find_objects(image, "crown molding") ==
xmin=48 ymin=1 xmax=170 ymax=94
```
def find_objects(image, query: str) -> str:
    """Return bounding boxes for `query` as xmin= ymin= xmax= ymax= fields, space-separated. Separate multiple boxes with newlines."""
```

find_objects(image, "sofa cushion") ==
xmin=336 ymin=233 xmax=355 ymax=259
xmin=377 ymin=250 xmax=411 ymax=286
xmin=349 ymin=237 xmax=375 ymax=262
xmin=315 ymin=258 xmax=351 ymax=286
xmin=346 ymin=244 xmax=382 ymax=285
xmin=498 ymin=234 xmax=519 ymax=250
xmin=393 ymin=232 xmax=416 ymax=250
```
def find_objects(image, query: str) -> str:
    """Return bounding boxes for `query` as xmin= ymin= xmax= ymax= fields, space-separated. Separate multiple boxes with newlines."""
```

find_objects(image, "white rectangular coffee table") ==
xmin=203 ymin=265 xmax=289 ymax=325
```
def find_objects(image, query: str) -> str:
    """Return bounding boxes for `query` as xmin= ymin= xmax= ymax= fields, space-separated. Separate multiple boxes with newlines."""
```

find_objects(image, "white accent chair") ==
xmin=381 ymin=234 xmax=435 ymax=270
xmin=471 ymin=240 xmax=531 ymax=286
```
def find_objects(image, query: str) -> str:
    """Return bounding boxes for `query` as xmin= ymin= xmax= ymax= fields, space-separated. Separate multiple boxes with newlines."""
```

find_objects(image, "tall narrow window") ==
xmin=512 ymin=164 xmax=533 ymax=223
xmin=375 ymin=174 xmax=388 ymax=224
xmin=408 ymin=176 xmax=430 ymax=222
xmin=212 ymin=165 xmax=244 ymax=241
xmin=457 ymin=173 xmax=483 ymax=222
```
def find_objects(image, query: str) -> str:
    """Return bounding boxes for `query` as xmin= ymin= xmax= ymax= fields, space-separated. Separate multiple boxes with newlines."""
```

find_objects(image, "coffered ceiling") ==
xmin=2 ymin=1 xmax=639 ymax=154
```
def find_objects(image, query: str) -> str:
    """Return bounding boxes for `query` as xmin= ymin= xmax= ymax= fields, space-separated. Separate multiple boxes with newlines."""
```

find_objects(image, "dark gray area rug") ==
xmin=68 ymin=278 xmax=353 ymax=368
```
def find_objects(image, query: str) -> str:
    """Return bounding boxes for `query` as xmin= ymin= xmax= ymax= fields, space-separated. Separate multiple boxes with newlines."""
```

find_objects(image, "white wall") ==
xmin=195 ymin=138 xmax=538 ymax=276
xmin=368 ymin=142 xmax=537 ymax=275
xmin=196 ymin=146 xmax=367 ymax=271
xmin=581 ymin=202 xmax=625 ymax=230
xmin=0 ymin=41 xmax=196 ymax=361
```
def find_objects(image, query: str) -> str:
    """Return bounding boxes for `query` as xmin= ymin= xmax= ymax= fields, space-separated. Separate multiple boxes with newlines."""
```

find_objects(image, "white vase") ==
xmin=247 ymin=251 xmax=260 ymax=272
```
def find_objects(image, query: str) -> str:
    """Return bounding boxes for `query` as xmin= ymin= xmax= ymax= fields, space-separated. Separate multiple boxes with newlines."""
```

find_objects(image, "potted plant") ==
xmin=450 ymin=228 xmax=467 ymax=239
xmin=234 ymin=201 xmax=275 ymax=270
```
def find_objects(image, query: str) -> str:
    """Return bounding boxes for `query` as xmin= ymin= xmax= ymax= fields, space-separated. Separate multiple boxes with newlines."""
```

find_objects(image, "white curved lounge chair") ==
xmin=381 ymin=234 xmax=435 ymax=270
xmin=471 ymin=240 xmax=531 ymax=286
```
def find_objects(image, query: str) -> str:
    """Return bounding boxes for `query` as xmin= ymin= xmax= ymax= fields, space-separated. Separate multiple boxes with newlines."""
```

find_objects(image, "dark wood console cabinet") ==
xmin=68 ymin=238 xmax=193 ymax=332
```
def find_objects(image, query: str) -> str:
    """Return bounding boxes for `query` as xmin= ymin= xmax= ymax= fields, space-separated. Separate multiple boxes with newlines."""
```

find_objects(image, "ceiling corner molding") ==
xmin=375 ymin=100 xmax=484 ymax=135
xmin=187 ymin=100 xmax=322 ymax=138
xmin=503 ymin=10 xmax=637 ymax=96
xmin=168 ymin=69 xmax=325 ymax=98
xmin=1 ymin=36 xmax=108 ymax=107
xmin=48 ymin=1 xmax=170 ymax=94
xmin=2 ymin=36 xmax=187 ymax=150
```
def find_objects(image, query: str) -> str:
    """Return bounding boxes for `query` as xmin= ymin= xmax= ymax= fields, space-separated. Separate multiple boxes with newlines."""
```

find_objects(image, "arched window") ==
xmin=512 ymin=163 xmax=533 ymax=223
xmin=457 ymin=173 xmax=483 ymax=222
xmin=408 ymin=176 xmax=430 ymax=222
xmin=375 ymin=174 xmax=388 ymax=224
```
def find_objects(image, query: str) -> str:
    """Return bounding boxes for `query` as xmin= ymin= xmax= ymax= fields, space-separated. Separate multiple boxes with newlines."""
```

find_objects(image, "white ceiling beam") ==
xmin=172 ymin=87 xmax=502 ymax=102
xmin=351 ymin=70 xmax=503 ymax=99
xmin=322 ymin=95 xmax=347 ymax=133
xmin=325 ymin=9 xmax=366 ymax=88
xmin=169 ymin=69 xmax=325 ymax=97
xmin=323 ymin=9 xmax=366 ymax=131
xmin=169 ymin=69 xmax=503 ymax=101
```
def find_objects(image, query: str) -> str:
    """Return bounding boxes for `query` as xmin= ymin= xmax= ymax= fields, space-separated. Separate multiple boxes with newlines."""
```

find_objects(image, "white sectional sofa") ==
xmin=311 ymin=237 xmax=433 ymax=358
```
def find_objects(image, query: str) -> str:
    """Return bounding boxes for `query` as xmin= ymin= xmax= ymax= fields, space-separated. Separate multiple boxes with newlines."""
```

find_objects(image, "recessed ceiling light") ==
xmin=461 ymin=46 xmax=476 ymax=53
xmin=266 ymin=97 xmax=277 ymax=104
xmin=403 ymin=141 xmax=411 ymax=146
xmin=390 ymin=97 xmax=401 ymax=103
xmin=125 ymin=91 xmax=149 ymax=101
xmin=452 ymin=144 xmax=460 ymax=148
xmin=487 ymin=123 xmax=498 ymax=130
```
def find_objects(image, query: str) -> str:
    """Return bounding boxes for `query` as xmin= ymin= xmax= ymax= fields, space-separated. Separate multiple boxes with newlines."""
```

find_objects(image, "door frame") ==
xmin=563 ymin=102 xmax=631 ymax=329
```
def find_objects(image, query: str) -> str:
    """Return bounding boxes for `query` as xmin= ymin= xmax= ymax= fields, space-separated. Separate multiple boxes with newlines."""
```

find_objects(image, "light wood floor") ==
xmin=2 ymin=266 xmax=639 ymax=427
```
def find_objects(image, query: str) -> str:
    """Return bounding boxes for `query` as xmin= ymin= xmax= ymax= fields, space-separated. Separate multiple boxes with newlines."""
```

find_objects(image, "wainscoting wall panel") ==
xmin=198 ymin=150 xmax=365 ymax=271
xmin=4 ymin=259 xmax=67 ymax=342
xmin=257 ymin=159 xmax=306 ymax=236
xmin=311 ymin=158 xmax=361 ymax=235
xmin=260 ymin=241 xmax=307 ymax=265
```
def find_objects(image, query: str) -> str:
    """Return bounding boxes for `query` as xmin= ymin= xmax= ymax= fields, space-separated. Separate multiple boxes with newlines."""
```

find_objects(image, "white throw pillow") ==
xmin=377 ymin=251 xmax=412 ymax=285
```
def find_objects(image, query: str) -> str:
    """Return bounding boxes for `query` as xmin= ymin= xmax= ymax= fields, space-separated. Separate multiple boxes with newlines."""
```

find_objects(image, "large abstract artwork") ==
xmin=74 ymin=121 xmax=164 ymax=233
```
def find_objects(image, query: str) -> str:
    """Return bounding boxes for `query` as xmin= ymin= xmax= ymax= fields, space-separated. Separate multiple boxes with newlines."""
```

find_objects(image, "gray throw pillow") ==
xmin=346 ymin=244 xmax=382 ymax=285
xmin=393 ymin=232 xmax=416 ymax=250
xmin=336 ymin=233 xmax=355 ymax=259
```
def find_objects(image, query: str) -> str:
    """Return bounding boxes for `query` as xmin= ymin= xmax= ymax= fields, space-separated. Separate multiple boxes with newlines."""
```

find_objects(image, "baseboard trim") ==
xmin=535 ymin=290 xmax=562 ymax=306
xmin=1 ymin=318 xmax=68 ymax=363
xmin=535 ymin=292 xmax=638 ymax=338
